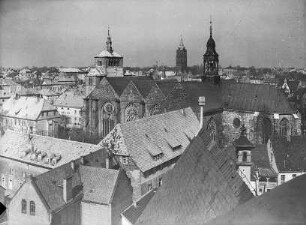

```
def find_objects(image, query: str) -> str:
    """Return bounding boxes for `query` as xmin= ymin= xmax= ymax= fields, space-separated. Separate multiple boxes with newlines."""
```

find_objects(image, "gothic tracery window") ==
xmin=101 ymin=102 xmax=115 ymax=137
xmin=125 ymin=104 xmax=138 ymax=122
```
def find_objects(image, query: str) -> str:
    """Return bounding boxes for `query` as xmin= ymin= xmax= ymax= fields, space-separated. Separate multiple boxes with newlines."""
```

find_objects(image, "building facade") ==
xmin=175 ymin=36 xmax=187 ymax=74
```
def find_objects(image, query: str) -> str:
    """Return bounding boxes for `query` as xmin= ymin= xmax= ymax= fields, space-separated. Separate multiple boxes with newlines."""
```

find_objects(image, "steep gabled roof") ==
xmin=130 ymin=79 xmax=158 ymax=99
xmin=100 ymin=107 xmax=199 ymax=172
xmin=135 ymin=130 xmax=253 ymax=225
xmin=155 ymin=80 xmax=178 ymax=97
xmin=205 ymin=173 xmax=306 ymax=225
xmin=79 ymin=165 xmax=119 ymax=205
xmin=222 ymin=83 xmax=295 ymax=114
xmin=54 ymin=90 xmax=85 ymax=108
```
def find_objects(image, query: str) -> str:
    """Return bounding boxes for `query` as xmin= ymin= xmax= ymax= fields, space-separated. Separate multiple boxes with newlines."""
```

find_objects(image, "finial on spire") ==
xmin=108 ymin=25 xmax=110 ymax=36
xmin=209 ymin=16 xmax=212 ymax=38
xmin=179 ymin=34 xmax=184 ymax=48
xmin=106 ymin=25 xmax=113 ymax=53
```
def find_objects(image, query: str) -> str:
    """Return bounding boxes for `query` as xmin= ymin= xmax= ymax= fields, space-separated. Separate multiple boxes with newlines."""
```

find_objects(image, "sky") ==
xmin=0 ymin=0 xmax=305 ymax=68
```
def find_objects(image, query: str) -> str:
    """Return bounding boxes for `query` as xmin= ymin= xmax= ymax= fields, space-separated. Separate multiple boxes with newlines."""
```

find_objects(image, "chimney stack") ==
xmin=198 ymin=96 xmax=206 ymax=129
xmin=106 ymin=156 xmax=110 ymax=169
xmin=63 ymin=176 xmax=73 ymax=203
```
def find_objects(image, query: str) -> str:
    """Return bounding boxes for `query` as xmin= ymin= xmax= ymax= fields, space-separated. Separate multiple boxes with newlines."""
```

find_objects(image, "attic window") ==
xmin=153 ymin=153 xmax=163 ymax=161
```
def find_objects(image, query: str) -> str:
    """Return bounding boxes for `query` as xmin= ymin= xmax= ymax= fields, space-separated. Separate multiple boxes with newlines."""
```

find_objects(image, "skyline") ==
xmin=0 ymin=0 xmax=305 ymax=68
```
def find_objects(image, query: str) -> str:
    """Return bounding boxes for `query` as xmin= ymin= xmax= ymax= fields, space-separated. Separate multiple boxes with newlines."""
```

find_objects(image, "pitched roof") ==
xmin=79 ymin=166 xmax=119 ymax=205
xmin=54 ymin=90 xmax=85 ymax=108
xmin=205 ymin=173 xmax=306 ymax=225
xmin=271 ymin=136 xmax=306 ymax=172
xmin=222 ymin=83 xmax=295 ymax=114
xmin=100 ymin=107 xmax=199 ymax=172
xmin=251 ymin=144 xmax=277 ymax=180
xmin=58 ymin=68 xmax=81 ymax=73
xmin=130 ymin=79 xmax=158 ymax=98
xmin=95 ymin=50 xmax=122 ymax=58
xmin=38 ymin=88 xmax=59 ymax=96
xmin=135 ymin=130 xmax=253 ymax=225
xmin=0 ymin=96 xmax=57 ymax=120
xmin=34 ymin=162 xmax=82 ymax=211
xmin=155 ymin=80 xmax=178 ymax=97
xmin=0 ymin=130 xmax=99 ymax=169
xmin=122 ymin=189 xmax=156 ymax=224
xmin=0 ymin=79 xmax=19 ymax=86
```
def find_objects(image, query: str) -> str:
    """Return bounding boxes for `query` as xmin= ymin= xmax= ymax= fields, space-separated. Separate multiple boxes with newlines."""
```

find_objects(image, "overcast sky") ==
xmin=0 ymin=0 xmax=305 ymax=68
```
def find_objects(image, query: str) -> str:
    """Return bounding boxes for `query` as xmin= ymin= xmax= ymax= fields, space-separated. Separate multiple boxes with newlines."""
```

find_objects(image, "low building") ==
xmin=54 ymin=90 xmax=85 ymax=128
xmin=0 ymin=95 xmax=60 ymax=136
xmin=99 ymin=107 xmax=200 ymax=201
xmin=0 ymin=129 xmax=99 ymax=198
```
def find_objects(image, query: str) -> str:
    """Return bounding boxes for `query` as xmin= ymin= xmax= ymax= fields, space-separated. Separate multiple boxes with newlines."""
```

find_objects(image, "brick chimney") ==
xmin=63 ymin=176 xmax=73 ymax=203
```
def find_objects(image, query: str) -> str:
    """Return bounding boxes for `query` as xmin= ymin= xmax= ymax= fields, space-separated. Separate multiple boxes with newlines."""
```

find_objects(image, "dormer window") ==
xmin=153 ymin=153 xmax=163 ymax=161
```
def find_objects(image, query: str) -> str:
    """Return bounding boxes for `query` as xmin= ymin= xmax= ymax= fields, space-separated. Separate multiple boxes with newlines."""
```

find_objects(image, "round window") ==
xmin=233 ymin=118 xmax=241 ymax=128
xmin=104 ymin=103 xmax=114 ymax=114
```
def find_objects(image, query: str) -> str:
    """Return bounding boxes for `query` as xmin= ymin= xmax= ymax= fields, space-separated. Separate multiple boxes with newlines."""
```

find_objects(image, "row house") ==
xmin=99 ymin=108 xmax=200 ymax=201
xmin=0 ymin=95 xmax=60 ymax=136
xmin=0 ymin=79 xmax=22 ymax=107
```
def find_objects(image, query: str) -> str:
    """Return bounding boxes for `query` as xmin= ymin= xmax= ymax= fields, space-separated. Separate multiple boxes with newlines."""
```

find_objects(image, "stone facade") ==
xmin=222 ymin=110 xmax=301 ymax=144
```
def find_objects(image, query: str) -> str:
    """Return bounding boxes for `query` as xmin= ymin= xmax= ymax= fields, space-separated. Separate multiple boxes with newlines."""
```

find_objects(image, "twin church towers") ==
xmin=176 ymin=18 xmax=219 ymax=80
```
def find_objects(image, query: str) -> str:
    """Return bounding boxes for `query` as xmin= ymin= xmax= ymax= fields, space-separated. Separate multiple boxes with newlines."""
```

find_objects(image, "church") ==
xmin=83 ymin=22 xmax=301 ymax=145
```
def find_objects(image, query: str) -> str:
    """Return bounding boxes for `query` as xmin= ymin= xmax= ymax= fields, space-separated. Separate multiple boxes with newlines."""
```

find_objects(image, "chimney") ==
xmin=106 ymin=156 xmax=109 ymax=169
xmin=63 ymin=176 xmax=73 ymax=203
xmin=80 ymin=156 xmax=84 ymax=165
xmin=198 ymin=96 xmax=206 ymax=130
xmin=70 ymin=161 xmax=75 ymax=171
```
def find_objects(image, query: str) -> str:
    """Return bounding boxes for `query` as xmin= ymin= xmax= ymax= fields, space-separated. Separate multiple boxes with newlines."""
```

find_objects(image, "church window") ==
xmin=233 ymin=118 xmax=241 ymax=128
xmin=125 ymin=104 xmax=138 ymax=122
xmin=30 ymin=201 xmax=35 ymax=215
xmin=149 ymin=104 xmax=161 ymax=116
xmin=280 ymin=118 xmax=289 ymax=136
xmin=21 ymin=199 xmax=27 ymax=214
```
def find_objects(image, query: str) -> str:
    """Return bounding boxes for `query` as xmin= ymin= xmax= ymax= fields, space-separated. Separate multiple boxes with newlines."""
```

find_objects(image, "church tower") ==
xmin=176 ymin=35 xmax=187 ymax=74
xmin=203 ymin=18 xmax=219 ymax=84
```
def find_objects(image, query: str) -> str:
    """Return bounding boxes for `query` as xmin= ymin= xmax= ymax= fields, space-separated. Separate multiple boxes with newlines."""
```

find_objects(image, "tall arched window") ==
xmin=125 ymin=104 xmax=138 ymax=122
xmin=101 ymin=102 xmax=115 ymax=137
xmin=30 ymin=201 xmax=35 ymax=215
xmin=21 ymin=199 xmax=27 ymax=214
xmin=280 ymin=118 xmax=289 ymax=137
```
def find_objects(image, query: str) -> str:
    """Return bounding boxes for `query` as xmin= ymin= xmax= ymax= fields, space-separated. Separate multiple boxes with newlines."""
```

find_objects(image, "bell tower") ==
xmin=203 ymin=17 xmax=219 ymax=84
xmin=176 ymin=35 xmax=187 ymax=74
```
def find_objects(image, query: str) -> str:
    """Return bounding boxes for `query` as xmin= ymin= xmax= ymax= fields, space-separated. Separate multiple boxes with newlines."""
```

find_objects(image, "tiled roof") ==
xmin=251 ymin=145 xmax=277 ymax=180
xmin=38 ymin=88 xmax=59 ymax=96
xmin=0 ymin=130 xmax=99 ymax=169
xmin=205 ymin=173 xmax=306 ymax=225
xmin=287 ymin=80 xmax=300 ymax=92
xmin=100 ymin=107 xmax=199 ymax=172
xmin=129 ymin=80 xmax=158 ymax=98
xmin=0 ymin=79 xmax=19 ymax=86
xmin=95 ymin=50 xmax=122 ymax=58
xmin=271 ymin=136 xmax=306 ymax=172
xmin=58 ymin=68 xmax=81 ymax=73
xmin=79 ymin=166 xmax=119 ymax=204
xmin=135 ymin=130 xmax=253 ymax=225
xmin=122 ymin=189 xmax=156 ymax=224
xmin=233 ymin=136 xmax=254 ymax=148
xmin=181 ymin=82 xmax=223 ymax=111
xmin=222 ymin=83 xmax=295 ymax=114
xmin=54 ymin=90 xmax=85 ymax=108
xmin=87 ymin=67 xmax=106 ymax=77
xmin=0 ymin=96 xmax=57 ymax=120
xmin=34 ymin=162 xmax=82 ymax=211
xmin=155 ymin=80 xmax=178 ymax=97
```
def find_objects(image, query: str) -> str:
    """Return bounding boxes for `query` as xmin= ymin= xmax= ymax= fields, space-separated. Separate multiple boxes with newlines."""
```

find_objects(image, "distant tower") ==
xmin=203 ymin=17 xmax=219 ymax=84
xmin=176 ymin=35 xmax=187 ymax=74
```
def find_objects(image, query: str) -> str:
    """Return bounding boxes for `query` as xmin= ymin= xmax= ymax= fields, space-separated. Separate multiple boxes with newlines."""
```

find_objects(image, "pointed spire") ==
xmin=106 ymin=25 xmax=113 ymax=53
xmin=179 ymin=34 xmax=185 ymax=49
xmin=209 ymin=16 xmax=213 ymax=38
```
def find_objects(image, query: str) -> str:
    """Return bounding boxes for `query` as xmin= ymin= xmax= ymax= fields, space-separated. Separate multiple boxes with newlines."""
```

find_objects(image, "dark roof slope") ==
xmin=106 ymin=77 xmax=152 ymax=96
xmin=131 ymin=79 xmax=158 ymax=98
xmin=271 ymin=136 xmax=306 ymax=172
xmin=122 ymin=189 xmax=156 ymax=224
xmin=155 ymin=80 xmax=178 ymax=97
xmin=222 ymin=83 xmax=295 ymax=114
xmin=34 ymin=163 xmax=82 ymax=211
xmin=205 ymin=173 xmax=306 ymax=225
xmin=135 ymin=130 xmax=253 ymax=225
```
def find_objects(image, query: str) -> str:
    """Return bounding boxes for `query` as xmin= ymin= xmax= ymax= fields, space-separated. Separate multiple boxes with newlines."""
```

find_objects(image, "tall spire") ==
xmin=179 ymin=34 xmax=185 ymax=49
xmin=106 ymin=25 xmax=113 ymax=53
xmin=210 ymin=16 xmax=213 ymax=38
